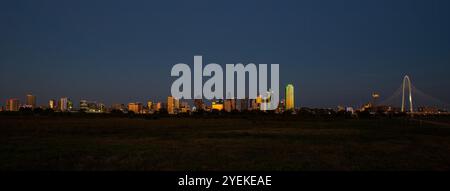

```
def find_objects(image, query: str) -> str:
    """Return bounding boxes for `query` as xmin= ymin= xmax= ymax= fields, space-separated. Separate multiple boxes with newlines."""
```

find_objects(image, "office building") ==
xmin=285 ymin=84 xmax=295 ymax=111
xmin=80 ymin=100 xmax=89 ymax=111
xmin=49 ymin=99 xmax=56 ymax=110
xmin=59 ymin=97 xmax=68 ymax=111
xmin=153 ymin=102 xmax=162 ymax=111
xmin=6 ymin=99 xmax=20 ymax=111
xmin=26 ymin=94 xmax=36 ymax=108
xmin=128 ymin=102 xmax=143 ymax=114
xmin=167 ymin=96 xmax=175 ymax=114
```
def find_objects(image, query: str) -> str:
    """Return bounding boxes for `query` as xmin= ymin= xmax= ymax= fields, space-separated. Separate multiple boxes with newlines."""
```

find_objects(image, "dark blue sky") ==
xmin=1 ymin=0 xmax=449 ymax=108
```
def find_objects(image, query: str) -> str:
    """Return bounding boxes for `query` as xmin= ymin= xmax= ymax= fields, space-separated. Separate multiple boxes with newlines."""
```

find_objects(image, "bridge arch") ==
xmin=401 ymin=75 xmax=414 ymax=113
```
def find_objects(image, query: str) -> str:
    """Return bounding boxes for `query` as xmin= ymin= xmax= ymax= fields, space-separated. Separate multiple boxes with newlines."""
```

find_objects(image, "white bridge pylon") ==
xmin=401 ymin=75 xmax=413 ymax=113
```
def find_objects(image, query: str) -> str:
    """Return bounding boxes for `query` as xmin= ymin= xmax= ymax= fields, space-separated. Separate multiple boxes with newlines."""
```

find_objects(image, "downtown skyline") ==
xmin=0 ymin=83 xmax=298 ymax=112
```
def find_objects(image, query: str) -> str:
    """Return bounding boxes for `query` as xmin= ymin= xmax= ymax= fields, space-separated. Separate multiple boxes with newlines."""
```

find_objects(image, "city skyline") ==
xmin=1 ymin=79 xmax=448 ymax=115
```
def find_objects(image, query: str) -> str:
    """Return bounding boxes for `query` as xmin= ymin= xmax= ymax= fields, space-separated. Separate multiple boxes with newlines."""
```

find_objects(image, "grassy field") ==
xmin=1 ymin=115 xmax=450 ymax=171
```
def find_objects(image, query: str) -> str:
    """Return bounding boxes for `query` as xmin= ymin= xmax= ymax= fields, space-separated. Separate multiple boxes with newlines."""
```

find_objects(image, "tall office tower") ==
xmin=59 ymin=97 xmax=68 ymax=111
xmin=49 ymin=99 xmax=56 ymax=109
xmin=128 ymin=102 xmax=143 ymax=114
xmin=285 ymin=84 xmax=295 ymax=111
xmin=26 ymin=94 xmax=36 ymax=108
xmin=167 ymin=96 xmax=175 ymax=114
xmin=6 ymin=99 xmax=20 ymax=111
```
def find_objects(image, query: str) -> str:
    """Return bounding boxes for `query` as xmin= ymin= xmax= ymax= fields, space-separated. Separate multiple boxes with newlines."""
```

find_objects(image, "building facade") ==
xmin=285 ymin=84 xmax=295 ymax=111
xmin=6 ymin=99 xmax=20 ymax=111
xmin=26 ymin=94 xmax=36 ymax=108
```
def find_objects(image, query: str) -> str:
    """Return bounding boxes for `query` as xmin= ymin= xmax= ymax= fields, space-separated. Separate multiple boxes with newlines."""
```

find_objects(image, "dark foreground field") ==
xmin=1 ymin=115 xmax=450 ymax=171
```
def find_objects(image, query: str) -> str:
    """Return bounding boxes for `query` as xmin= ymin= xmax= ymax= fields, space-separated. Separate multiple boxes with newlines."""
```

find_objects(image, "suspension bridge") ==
xmin=378 ymin=75 xmax=449 ymax=114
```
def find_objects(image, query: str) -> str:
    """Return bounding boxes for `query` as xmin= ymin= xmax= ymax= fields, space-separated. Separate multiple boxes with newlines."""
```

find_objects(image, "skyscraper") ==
xmin=59 ymin=97 xmax=68 ymax=112
xmin=285 ymin=84 xmax=295 ymax=111
xmin=167 ymin=96 xmax=175 ymax=114
xmin=49 ymin=99 xmax=56 ymax=110
xmin=6 ymin=99 xmax=20 ymax=111
xmin=26 ymin=94 xmax=36 ymax=108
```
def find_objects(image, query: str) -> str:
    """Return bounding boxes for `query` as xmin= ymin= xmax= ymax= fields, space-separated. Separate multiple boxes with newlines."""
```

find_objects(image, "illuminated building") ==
xmin=98 ymin=103 xmax=106 ymax=113
xmin=26 ymin=94 xmax=36 ymax=108
xmin=211 ymin=100 xmax=224 ymax=111
xmin=285 ymin=84 xmax=295 ymax=111
xmin=80 ymin=100 xmax=89 ymax=111
xmin=147 ymin=101 xmax=153 ymax=110
xmin=6 ymin=99 xmax=20 ymax=111
xmin=59 ymin=97 xmax=68 ymax=112
xmin=418 ymin=106 xmax=439 ymax=114
xmin=49 ymin=99 xmax=56 ymax=110
xmin=128 ymin=102 xmax=143 ymax=114
xmin=67 ymin=100 xmax=73 ymax=111
xmin=154 ymin=102 xmax=162 ymax=111
xmin=80 ymin=100 xmax=104 ymax=113
xmin=256 ymin=95 xmax=262 ymax=104
xmin=346 ymin=107 xmax=355 ymax=114
xmin=167 ymin=96 xmax=175 ymax=114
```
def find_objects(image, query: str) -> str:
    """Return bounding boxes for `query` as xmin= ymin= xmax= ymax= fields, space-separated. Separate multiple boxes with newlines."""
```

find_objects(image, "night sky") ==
xmin=1 ymin=0 xmax=449 ymax=108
